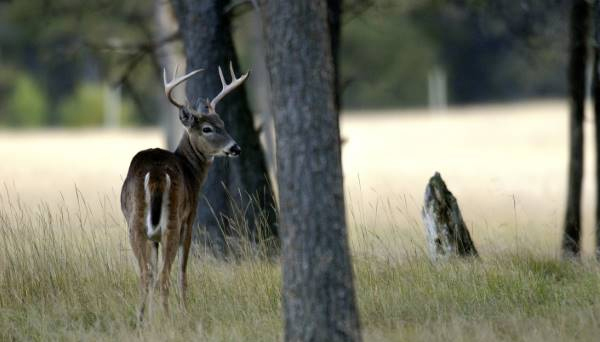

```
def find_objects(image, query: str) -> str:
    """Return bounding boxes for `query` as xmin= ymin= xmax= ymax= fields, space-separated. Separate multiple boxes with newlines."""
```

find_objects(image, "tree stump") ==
xmin=422 ymin=172 xmax=478 ymax=259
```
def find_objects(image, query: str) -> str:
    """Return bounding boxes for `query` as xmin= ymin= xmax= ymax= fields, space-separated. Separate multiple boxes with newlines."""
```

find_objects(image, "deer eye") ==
xmin=202 ymin=126 xmax=213 ymax=134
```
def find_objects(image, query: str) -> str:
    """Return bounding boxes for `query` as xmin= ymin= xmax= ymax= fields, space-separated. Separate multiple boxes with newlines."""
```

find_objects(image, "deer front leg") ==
xmin=158 ymin=220 xmax=181 ymax=314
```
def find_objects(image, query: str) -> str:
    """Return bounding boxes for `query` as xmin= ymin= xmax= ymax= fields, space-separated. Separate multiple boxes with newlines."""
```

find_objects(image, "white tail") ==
xmin=143 ymin=172 xmax=171 ymax=241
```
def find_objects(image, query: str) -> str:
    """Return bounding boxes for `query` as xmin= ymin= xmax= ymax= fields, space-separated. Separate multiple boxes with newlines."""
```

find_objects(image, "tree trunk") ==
xmin=594 ymin=0 xmax=600 ymax=260
xmin=563 ymin=0 xmax=590 ymax=258
xmin=258 ymin=1 xmax=362 ymax=341
xmin=238 ymin=6 xmax=277 ymax=192
xmin=152 ymin=0 xmax=185 ymax=150
xmin=171 ymin=0 xmax=277 ymax=256
xmin=327 ymin=0 xmax=342 ymax=113
xmin=422 ymin=172 xmax=478 ymax=260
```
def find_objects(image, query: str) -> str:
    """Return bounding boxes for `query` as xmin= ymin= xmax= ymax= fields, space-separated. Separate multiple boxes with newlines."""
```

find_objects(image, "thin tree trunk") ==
xmin=259 ymin=1 xmax=362 ymax=341
xmin=563 ymin=0 xmax=590 ymax=258
xmin=327 ymin=0 xmax=344 ymax=148
xmin=240 ymin=6 xmax=277 ymax=192
xmin=593 ymin=0 xmax=600 ymax=260
xmin=328 ymin=0 xmax=342 ymax=113
xmin=171 ymin=0 xmax=277 ymax=256
xmin=152 ymin=0 xmax=185 ymax=150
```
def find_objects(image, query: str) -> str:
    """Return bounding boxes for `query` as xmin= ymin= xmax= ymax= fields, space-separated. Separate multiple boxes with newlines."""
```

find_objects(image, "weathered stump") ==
xmin=422 ymin=172 xmax=478 ymax=259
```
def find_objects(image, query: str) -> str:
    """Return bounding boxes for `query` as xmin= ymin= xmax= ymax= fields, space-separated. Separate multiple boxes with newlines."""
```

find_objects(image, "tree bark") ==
xmin=563 ymin=0 xmax=590 ymax=258
xmin=258 ymin=1 xmax=362 ymax=341
xmin=171 ymin=0 xmax=277 ymax=256
xmin=422 ymin=172 xmax=478 ymax=260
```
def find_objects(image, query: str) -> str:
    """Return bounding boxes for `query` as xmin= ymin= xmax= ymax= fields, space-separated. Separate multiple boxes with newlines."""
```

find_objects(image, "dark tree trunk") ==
xmin=259 ymin=1 xmax=362 ymax=341
xmin=563 ymin=0 xmax=590 ymax=258
xmin=327 ymin=0 xmax=342 ymax=113
xmin=171 ymin=0 xmax=277 ymax=256
xmin=594 ymin=0 xmax=600 ymax=260
xmin=327 ymin=0 xmax=344 ymax=147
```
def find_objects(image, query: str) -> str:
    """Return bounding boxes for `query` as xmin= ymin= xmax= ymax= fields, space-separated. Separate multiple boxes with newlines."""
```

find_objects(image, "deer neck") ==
xmin=174 ymin=133 xmax=212 ymax=186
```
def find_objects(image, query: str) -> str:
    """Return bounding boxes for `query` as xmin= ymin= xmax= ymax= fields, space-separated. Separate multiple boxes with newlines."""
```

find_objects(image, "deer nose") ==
xmin=229 ymin=144 xmax=241 ymax=156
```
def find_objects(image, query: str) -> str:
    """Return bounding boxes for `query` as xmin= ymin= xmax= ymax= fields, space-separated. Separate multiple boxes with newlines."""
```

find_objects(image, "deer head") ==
xmin=163 ymin=62 xmax=248 ymax=157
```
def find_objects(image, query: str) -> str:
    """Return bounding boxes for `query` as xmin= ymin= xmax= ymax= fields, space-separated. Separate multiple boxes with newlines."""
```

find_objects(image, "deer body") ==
xmin=120 ymin=64 xmax=248 ymax=322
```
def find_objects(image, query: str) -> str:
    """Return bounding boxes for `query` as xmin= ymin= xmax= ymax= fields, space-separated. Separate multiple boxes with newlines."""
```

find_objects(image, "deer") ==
xmin=120 ymin=62 xmax=247 ymax=322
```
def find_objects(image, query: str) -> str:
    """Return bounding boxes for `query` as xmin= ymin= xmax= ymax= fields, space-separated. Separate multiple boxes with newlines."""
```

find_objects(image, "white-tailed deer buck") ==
xmin=120 ymin=62 xmax=248 ymax=322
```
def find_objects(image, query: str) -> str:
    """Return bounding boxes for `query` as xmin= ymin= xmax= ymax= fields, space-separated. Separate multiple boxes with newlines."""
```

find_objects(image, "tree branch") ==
xmin=84 ymin=31 xmax=180 ymax=55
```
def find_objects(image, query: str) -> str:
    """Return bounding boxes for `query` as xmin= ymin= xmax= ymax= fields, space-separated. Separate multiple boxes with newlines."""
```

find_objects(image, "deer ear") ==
xmin=179 ymin=107 xmax=197 ymax=127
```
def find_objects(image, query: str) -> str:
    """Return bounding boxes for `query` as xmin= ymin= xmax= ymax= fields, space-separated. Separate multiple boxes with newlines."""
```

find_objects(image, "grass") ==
xmin=2 ymin=101 xmax=600 ymax=340
xmin=0 ymin=191 xmax=282 ymax=341
xmin=356 ymin=256 xmax=600 ymax=341
xmin=2 ymin=189 xmax=600 ymax=341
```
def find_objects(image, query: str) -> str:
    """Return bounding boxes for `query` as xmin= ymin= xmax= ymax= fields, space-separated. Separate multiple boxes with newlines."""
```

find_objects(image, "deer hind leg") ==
xmin=157 ymin=218 xmax=181 ymax=314
xmin=178 ymin=220 xmax=194 ymax=308
xmin=129 ymin=219 xmax=157 ymax=324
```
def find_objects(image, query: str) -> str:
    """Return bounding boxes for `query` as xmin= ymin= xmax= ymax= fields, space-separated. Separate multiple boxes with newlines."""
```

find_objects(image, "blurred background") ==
xmin=0 ymin=0 xmax=569 ymax=125
xmin=0 ymin=0 xmax=587 ymax=255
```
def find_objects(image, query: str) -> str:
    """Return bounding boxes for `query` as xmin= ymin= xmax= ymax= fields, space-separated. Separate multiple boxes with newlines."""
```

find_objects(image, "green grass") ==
xmin=2 ymin=191 xmax=600 ymax=341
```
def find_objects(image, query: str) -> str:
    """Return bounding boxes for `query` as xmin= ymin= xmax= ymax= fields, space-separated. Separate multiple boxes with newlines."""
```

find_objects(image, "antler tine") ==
xmin=209 ymin=61 xmax=249 ymax=112
xmin=229 ymin=61 xmax=236 ymax=81
xmin=218 ymin=66 xmax=227 ymax=88
xmin=163 ymin=65 xmax=204 ymax=109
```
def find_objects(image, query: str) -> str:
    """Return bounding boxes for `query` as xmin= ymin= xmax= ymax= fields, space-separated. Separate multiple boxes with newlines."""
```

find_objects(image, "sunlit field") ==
xmin=343 ymin=100 xmax=596 ymax=257
xmin=2 ymin=100 xmax=600 ymax=341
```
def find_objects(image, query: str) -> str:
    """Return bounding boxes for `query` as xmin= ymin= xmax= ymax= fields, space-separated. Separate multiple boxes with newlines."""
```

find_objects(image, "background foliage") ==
xmin=0 ymin=0 xmax=569 ymax=125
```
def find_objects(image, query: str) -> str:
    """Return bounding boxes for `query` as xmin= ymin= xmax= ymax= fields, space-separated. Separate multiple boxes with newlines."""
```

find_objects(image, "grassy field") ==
xmin=2 ymin=100 xmax=600 ymax=341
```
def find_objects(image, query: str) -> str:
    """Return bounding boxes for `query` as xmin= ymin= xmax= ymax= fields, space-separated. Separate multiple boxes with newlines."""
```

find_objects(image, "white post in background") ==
xmin=104 ymin=83 xmax=121 ymax=128
xmin=428 ymin=65 xmax=447 ymax=113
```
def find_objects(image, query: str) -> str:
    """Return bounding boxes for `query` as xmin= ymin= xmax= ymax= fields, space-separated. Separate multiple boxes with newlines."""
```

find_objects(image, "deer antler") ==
xmin=163 ymin=65 xmax=204 ymax=109
xmin=209 ymin=61 xmax=249 ymax=112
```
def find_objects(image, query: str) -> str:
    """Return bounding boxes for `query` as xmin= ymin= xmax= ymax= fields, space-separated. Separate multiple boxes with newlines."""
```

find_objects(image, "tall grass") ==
xmin=2 ymin=188 xmax=600 ymax=341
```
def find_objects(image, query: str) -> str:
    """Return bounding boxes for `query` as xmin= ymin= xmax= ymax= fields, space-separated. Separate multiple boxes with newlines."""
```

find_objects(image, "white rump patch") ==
xmin=144 ymin=172 xmax=171 ymax=242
